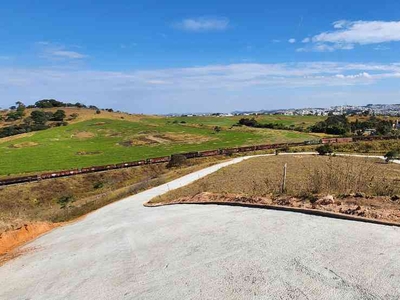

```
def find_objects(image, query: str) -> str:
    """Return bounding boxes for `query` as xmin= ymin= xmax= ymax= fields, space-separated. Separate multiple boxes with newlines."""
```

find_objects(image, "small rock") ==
xmin=354 ymin=192 xmax=366 ymax=198
xmin=316 ymin=195 xmax=335 ymax=205
xmin=391 ymin=195 xmax=400 ymax=201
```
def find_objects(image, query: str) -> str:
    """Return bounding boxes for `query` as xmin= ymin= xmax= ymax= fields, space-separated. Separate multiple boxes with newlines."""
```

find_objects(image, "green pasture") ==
xmin=0 ymin=116 xmax=324 ymax=176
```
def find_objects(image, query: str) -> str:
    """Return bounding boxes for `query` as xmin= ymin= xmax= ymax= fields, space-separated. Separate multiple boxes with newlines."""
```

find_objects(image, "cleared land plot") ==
xmin=0 ymin=117 xmax=321 ymax=176
xmin=149 ymin=155 xmax=400 ymax=224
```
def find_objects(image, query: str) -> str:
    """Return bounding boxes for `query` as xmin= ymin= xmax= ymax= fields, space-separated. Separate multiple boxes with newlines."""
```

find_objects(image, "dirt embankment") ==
xmin=0 ymin=222 xmax=60 ymax=264
xmin=146 ymin=192 xmax=400 ymax=226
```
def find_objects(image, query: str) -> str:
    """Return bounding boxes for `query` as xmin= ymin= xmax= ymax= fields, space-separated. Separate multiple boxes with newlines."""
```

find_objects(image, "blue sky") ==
xmin=1 ymin=0 xmax=400 ymax=114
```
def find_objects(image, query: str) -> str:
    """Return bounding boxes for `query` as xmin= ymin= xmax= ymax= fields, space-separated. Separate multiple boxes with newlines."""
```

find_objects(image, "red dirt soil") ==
xmin=0 ymin=222 xmax=60 ymax=264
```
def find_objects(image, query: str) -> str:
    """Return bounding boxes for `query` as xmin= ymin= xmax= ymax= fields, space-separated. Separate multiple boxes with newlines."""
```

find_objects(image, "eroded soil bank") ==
xmin=0 ymin=222 xmax=60 ymax=265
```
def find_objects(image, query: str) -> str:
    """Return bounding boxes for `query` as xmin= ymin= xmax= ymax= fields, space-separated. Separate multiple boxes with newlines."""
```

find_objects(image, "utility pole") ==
xmin=281 ymin=163 xmax=287 ymax=193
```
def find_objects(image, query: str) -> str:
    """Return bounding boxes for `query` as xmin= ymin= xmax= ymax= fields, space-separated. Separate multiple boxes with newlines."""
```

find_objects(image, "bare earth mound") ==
xmin=148 ymin=155 xmax=400 ymax=225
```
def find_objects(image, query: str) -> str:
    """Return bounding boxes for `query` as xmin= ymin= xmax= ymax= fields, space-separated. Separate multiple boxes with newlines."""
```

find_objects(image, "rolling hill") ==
xmin=0 ymin=108 xmax=325 ymax=176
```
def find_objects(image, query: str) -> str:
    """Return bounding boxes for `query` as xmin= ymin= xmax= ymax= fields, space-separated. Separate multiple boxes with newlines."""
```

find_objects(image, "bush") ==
xmin=69 ymin=113 xmax=79 ymax=120
xmin=384 ymin=150 xmax=399 ymax=163
xmin=57 ymin=195 xmax=74 ymax=208
xmin=280 ymin=144 xmax=290 ymax=152
xmin=93 ymin=182 xmax=104 ymax=189
xmin=316 ymin=144 xmax=333 ymax=156
xmin=167 ymin=154 xmax=187 ymax=168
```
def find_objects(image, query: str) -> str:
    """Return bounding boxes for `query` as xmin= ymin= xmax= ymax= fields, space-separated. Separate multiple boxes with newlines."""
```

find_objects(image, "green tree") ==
xmin=52 ymin=110 xmax=66 ymax=121
xmin=30 ymin=110 xmax=48 ymax=125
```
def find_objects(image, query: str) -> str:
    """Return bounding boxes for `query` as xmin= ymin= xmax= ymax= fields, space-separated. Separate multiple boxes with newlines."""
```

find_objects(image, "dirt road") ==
xmin=1 ymin=153 xmax=400 ymax=299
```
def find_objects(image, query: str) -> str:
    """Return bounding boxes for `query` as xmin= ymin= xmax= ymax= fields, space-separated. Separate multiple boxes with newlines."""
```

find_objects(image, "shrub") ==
xmin=316 ymin=144 xmax=333 ymax=156
xmin=280 ymin=144 xmax=290 ymax=152
xmin=57 ymin=195 xmax=74 ymax=208
xmin=384 ymin=150 xmax=399 ymax=163
xmin=69 ymin=113 xmax=79 ymax=120
xmin=167 ymin=154 xmax=187 ymax=168
xmin=93 ymin=182 xmax=104 ymax=189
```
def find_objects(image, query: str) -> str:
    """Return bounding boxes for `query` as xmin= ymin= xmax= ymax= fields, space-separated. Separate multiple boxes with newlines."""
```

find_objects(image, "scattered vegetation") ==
xmin=330 ymin=140 xmax=400 ymax=154
xmin=0 ymin=99 xmax=125 ymax=139
xmin=0 ymin=101 xmax=70 ymax=138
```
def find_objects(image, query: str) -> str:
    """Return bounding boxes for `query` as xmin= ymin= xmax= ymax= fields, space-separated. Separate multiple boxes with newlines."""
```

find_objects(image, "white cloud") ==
xmin=374 ymin=45 xmax=390 ymax=51
xmin=302 ymin=37 xmax=310 ymax=43
xmin=332 ymin=20 xmax=349 ymax=29
xmin=2 ymin=62 xmax=400 ymax=113
xmin=335 ymin=72 xmax=372 ymax=79
xmin=303 ymin=20 xmax=400 ymax=51
xmin=297 ymin=43 xmax=354 ymax=52
xmin=288 ymin=38 xmax=296 ymax=43
xmin=173 ymin=17 xmax=229 ymax=32
xmin=2 ymin=62 xmax=399 ymax=91
xmin=50 ymin=50 xmax=87 ymax=59
xmin=120 ymin=43 xmax=138 ymax=49
xmin=36 ymin=42 xmax=88 ymax=60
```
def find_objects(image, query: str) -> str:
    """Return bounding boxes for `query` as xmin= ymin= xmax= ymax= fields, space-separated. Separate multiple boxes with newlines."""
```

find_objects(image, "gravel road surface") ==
xmin=1 ymin=154 xmax=400 ymax=299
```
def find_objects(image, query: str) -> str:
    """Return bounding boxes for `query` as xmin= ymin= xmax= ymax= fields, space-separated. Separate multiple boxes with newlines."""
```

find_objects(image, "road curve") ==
xmin=1 ymin=153 xmax=400 ymax=299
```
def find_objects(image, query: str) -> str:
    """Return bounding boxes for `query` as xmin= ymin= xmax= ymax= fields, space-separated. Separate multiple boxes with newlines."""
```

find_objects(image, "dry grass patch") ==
xmin=8 ymin=142 xmax=39 ymax=149
xmin=149 ymin=155 xmax=400 ymax=224
xmin=119 ymin=133 xmax=214 ymax=147
xmin=72 ymin=131 xmax=95 ymax=139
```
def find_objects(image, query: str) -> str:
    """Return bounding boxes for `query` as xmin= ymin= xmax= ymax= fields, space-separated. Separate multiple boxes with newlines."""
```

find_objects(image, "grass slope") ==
xmin=0 ymin=115 xmax=323 ymax=176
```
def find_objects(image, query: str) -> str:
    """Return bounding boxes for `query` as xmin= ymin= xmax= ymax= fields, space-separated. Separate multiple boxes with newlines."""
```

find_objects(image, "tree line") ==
xmin=237 ymin=118 xmax=306 ymax=132
xmin=310 ymin=115 xmax=394 ymax=135
xmin=237 ymin=115 xmax=396 ymax=136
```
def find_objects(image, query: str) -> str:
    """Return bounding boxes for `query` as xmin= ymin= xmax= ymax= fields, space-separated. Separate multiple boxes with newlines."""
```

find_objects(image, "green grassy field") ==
xmin=160 ymin=114 xmax=324 ymax=128
xmin=0 ymin=115 xmax=325 ymax=176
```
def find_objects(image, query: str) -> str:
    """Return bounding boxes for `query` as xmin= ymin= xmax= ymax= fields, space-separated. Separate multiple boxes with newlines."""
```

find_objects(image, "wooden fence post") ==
xmin=281 ymin=163 xmax=287 ymax=193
